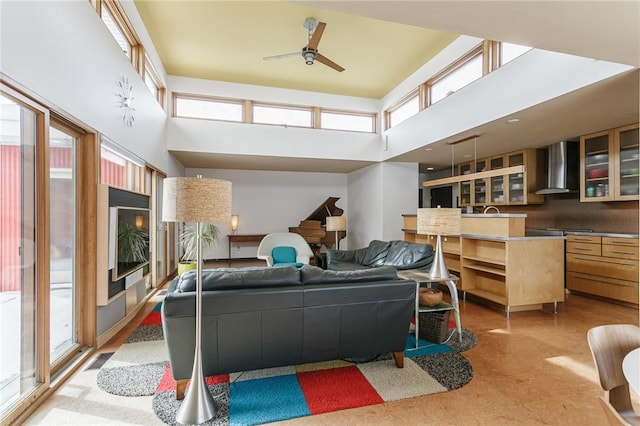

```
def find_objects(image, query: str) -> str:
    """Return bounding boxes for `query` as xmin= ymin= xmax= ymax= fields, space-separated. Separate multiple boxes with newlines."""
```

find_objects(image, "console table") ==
xmin=397 ymin=271 xmax=462 ymax=348
xmin=227 ymin=234 xmax=266 ymax=267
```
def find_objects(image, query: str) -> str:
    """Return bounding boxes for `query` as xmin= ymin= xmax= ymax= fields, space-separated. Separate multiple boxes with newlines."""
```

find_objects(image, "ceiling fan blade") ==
xmin=263 ymin=51 xmax=300 ymax=61
xmin=316 ymin=53 xmax=345 ymax=72
xmin=306 ymin=21 xmax=326 ymax=51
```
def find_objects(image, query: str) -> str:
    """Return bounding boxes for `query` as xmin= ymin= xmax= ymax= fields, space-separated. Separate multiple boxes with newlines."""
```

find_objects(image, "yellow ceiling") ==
xmin=133 ymin=1 xmax=457 ymax=98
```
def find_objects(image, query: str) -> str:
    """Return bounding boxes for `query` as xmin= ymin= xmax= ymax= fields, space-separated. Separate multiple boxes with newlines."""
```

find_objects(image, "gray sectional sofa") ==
xmin=161 ymin=265 xmax=416 ymax=399
xmin=326 ymin=240 xmax=434 ymax=271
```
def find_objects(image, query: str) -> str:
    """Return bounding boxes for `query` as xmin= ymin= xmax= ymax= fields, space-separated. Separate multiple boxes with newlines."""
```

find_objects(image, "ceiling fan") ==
xmin=263 ymin=17 xmax=345 ymax=72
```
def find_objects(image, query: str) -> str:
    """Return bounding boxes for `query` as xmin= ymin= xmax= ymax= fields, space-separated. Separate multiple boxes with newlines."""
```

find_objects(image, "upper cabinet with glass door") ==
xmin=614 ymin=123 xmax=639 ymax=200
xmin=489 ymin=155 xmax=505 ymax=205
xmin=458 ymin=161 xmax=473 ymax=206
xmin=581 ymin=129 xmax=612 ymax=201
xmin=580 ymin=124 xmax=639 ymax=202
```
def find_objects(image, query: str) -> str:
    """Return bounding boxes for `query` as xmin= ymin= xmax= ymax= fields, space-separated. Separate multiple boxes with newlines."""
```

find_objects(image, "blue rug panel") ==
xmin=151 ymin=302 xmax=162 ymax=312
xmin=229 ymin=374 xmax=310 ymax=425
xmin=404 ymin=334 xmax=455 ymax=358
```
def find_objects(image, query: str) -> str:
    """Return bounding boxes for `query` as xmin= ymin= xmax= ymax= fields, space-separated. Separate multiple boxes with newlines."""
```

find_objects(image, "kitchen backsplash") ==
xmin=488 ymin=194 xmax=638 ymax=234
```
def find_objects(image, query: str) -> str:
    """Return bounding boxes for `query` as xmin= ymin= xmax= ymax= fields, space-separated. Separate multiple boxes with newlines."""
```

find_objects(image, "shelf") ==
xmin=463 ymin=263 xmax=507 ymax=276
xmin=417 ymin=302 xmax=454 ymax=313
xmin=462 ymin=254 xmax=506 ymax=266
xmin=465 ymin=289 xmax=506 ymax=305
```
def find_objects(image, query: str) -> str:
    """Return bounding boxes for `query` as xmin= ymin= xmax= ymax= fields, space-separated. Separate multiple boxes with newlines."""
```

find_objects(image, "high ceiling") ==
xmin=134 ymin=1 xmax=458 ymax=98
xmin=133 ymin=1 xmax=640 ymax=173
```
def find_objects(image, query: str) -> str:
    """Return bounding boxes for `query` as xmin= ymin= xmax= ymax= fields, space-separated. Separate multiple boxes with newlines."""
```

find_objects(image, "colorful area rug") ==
xmin=96 ymin=303 xmax=476 ymax=425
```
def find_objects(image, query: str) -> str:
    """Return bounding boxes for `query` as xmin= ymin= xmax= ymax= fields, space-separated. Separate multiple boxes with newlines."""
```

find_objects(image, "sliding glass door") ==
xmin=48 ymin=124 xmax=77 ymax=365
xmin=0 ymin=92 xmax=39 ymax=413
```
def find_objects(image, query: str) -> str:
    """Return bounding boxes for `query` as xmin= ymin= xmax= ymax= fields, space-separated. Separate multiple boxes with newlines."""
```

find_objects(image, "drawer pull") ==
xmin=572 ymin=238 xmax=594 ymax=242
xmin=611 ymin=250 xmax=634 ymax=255
xmin=573 ymin=247 xmax=593 ymax=251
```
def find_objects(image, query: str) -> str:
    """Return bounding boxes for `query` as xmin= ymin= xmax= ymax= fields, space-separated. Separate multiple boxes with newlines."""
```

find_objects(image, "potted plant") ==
xmin=178 ymin=222 xmax=220 ymax=275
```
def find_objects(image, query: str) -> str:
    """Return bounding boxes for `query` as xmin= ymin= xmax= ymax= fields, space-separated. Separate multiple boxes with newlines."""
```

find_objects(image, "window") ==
xmin=429 ymin=53 xmax=483 ymax=104
xmin=96 ymin=0 xmax=143 ymax=71
xmin=501 ymin=42 xmax=533 ymax=66
xmin=100 ymin=138 xmax=145 ymax=193
xmin=253 ymin=104 xmax=312 ymax=127
xmin=320 ymin=110 xmax=375 ymax=133
xmin=174 ymin=95 xmax=243 ymax=122
xmin=144 ymin=55 xmax=165 ymax=107
xmin=387 ymin=91 xmax=419 ymax=129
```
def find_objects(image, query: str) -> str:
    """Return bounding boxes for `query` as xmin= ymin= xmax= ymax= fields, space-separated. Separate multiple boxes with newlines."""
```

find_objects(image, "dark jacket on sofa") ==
xmin=326 ymin=240 xmax=434 ymax=271
xmin=161 ymin=265 xmax=416 ymax=399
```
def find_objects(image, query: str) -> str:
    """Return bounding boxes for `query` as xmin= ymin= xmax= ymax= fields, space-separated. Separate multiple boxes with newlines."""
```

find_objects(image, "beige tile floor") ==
xmin=24 ymin=260 xmax=640 ymax=425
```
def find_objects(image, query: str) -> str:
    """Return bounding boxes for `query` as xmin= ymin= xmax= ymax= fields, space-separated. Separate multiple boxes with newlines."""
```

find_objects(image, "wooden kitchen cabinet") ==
xmin=460 ymin=236 xmax=565 ymax=317
xmin=566 ymin=234 xmax=639 ymax=305
xmin=614 ymin=123 xmax=639 ymax=200
xmin=457 ymin=149 xmax=543 ymax=207
xmin=580 ymin=123 xmax=639 ymax=202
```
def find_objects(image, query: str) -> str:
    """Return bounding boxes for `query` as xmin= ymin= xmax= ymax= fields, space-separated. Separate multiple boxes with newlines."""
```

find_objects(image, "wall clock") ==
xmin=117 ymin=76 xmax=135 ymax=126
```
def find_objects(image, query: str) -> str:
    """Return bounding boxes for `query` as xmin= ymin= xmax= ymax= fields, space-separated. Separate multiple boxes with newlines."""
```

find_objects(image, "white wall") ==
xmin=382 ymin=48 xmax=633 ymax=160
xmin=168 ymin=75 xmax=383 ymax=162
xmin=0 ymin=0 xmax=181 ymax=177
xmin=346 ymin=164 xmax=383 ymax=249
xmin=381 ymin=162 xmax=419 ymax=241
xmin=186 ymin=168 xmax=347 ymax=260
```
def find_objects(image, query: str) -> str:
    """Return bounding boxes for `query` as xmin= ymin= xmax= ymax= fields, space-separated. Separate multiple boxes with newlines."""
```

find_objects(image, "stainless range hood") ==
xmin=536 ymin=141 xmax=580 ymax=195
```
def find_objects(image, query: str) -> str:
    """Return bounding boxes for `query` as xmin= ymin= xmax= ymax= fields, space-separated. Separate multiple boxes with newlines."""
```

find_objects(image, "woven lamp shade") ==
xmin=326 ymin=216 xmax=347 ymax=231
xmin=162 ymin=177 xmax=232 ymax=223
xmin=417 ymin=208 xmax=461 ymax=236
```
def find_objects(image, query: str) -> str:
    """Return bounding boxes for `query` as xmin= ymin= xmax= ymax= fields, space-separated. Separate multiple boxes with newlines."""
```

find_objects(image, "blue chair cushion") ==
xmin=272 ymin=246 xmax=297 ymax=264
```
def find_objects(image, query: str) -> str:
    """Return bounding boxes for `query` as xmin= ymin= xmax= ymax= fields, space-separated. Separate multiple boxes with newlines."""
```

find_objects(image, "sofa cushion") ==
xmin=383 ymin=240 xmax=434 ymax=270
xmin=175 ymin=266 xmax=301 ymax=292
xmin=300 ymin=265 xmax=398 ymax=285
xmin=354 ymin=240 xmax=391 ymax=267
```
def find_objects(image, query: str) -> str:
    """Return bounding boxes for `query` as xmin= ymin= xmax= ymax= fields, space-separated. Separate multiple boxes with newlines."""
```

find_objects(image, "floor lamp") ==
xmin=326 ymin=216 xmax=346 ymax=250
xmin=163 ymin=176 xmax=231 ymax=425
xmin=417 ymin=207 xmax=461 ymax=279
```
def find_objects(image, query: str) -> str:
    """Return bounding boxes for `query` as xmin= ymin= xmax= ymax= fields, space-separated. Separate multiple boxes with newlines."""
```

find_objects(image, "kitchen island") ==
xmin=402 ymin=212 xmax=566 ymax=317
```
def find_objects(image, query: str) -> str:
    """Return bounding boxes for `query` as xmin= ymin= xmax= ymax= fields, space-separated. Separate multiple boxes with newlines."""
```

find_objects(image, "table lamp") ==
xmin=231 ymin=214 xmax=239 ymax=234
xmin=417 ymin=207 xmax=461 ymax=279
xmin=162 ymin=176 xmax=231 ymax=425
xmin=326 ymin=216 xmax=347 ymax=250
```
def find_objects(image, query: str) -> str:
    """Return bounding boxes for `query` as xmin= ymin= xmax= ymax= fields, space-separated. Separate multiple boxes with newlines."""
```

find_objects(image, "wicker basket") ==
xmin=418 ymin=310 xmax=450 ymax=343
xmin=419 ymin=288 xmax=443 ymax=307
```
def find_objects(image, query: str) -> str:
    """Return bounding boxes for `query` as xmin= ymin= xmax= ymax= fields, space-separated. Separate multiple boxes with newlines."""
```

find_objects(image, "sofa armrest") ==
xmin=326 ymin=248 xmax=357 ymax=265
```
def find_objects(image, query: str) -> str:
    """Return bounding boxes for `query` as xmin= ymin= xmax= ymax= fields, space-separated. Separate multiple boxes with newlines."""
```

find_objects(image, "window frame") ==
xmin=319 ymin=108 xmax=377 ymax=133
xmin=423 ymin=43 xmax=485 ymax=107
xmin=172 ymin=93 xmax=245 ymax=123
xmin=251 ymin=101 xmax=314 ymax=129
xmin=94 ymin=0 xmax=144 ymax=74
xmin=143 ymin=54 xmax=166 ymax=109
xmin=385 ymin=88 xmax=420 ymax=130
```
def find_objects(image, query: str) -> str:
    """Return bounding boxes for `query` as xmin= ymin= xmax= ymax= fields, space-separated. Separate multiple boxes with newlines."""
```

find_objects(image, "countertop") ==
xmin=462 ymin=213 xmax=528 ymax=218
xmin=566 ymin=231 xmax=639 ymax=239
xmin=460 ymin=233 xmax=565 ymax=241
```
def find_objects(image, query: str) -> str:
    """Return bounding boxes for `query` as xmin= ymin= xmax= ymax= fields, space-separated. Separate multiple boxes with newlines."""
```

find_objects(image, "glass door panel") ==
xmin=458 ymin=162 xmax=472 ymax=206
xmin=507 ymin=152 xmax=525 ymax=203
xmin=473 ymin=160 xmax=487 ymax=205
xmin=616 ymin=125 xmax=639 ymax=199
xmin=48 ymin=125 xmax=76 ymax=364
xmin=583 ymin=131 xmax=611 ymax=200
xmin=490 ymin=156 xmax=504 ymax=204
xmin=0 ymin=93 xmax=38 ymax=412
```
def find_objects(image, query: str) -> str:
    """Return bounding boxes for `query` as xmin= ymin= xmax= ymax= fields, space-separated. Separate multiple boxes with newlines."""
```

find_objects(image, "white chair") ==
xmin=257 ymin=232 xmax=314 ymax=267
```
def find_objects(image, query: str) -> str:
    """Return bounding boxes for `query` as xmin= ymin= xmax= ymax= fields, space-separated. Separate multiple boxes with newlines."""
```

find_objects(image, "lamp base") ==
xmin=175 ymin=348 xmax=217 ymax=424
xmin=427 ymin=234 xmax=450 ymax=280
